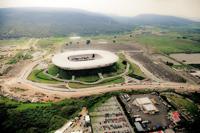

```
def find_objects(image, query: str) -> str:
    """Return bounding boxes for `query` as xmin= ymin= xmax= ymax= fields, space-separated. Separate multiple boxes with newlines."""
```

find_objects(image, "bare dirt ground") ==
xmin=127 ymin=52 xmax=186 ymax=82
xmin=170 ymin=53 xmax=200 ymax=64
xmin=63 ymin=41 xmax=141 ymax=52
xmin=6 ymin=60 xmax=32 ymax=77
xmin=152 ymin=54 xmax=181 ymax=65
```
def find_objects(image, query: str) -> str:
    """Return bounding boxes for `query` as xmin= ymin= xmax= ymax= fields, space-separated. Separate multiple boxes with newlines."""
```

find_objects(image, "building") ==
xmin=169 ymin=111 xmax=181 ymax=124
xmin=52 ymin=50 xmax=119 ymax=70
xmin=133 ymin=97 xmax=159 ymax=114
xmin=84 ymin=115 xmax=90 ymax=126
xmin=134 ymin=122 xmax=145 ymax=132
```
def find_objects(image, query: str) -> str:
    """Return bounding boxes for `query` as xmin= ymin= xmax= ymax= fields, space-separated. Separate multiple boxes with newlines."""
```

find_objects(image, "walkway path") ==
xmin=43 ymin=63 xmax=130 ymax=85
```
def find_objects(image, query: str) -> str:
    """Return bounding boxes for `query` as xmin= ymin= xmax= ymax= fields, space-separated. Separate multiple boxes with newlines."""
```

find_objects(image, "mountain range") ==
xmin=0 ymin=8 xmax=198 ymax=38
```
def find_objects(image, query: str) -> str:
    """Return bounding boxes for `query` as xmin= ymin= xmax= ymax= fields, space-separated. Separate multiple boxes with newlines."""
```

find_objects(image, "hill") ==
xmin=131 ymin=14 xmax=195 ymax=26
xmin=0 ymin=8 xmax=198 ymax=38
xmin=0 ymin=8 xmax=130 ymax=38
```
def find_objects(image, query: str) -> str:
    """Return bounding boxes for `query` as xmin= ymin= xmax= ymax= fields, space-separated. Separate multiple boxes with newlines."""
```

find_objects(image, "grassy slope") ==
xmin=27 ymin=69 xmax=60 ymax=84
xmin=119 ymin=53 xmax=145 ymax=79
xmin=68 ymin=77 xmax=125 ymax=89
xmin=75 ymin=75 xmax=100 ymax=83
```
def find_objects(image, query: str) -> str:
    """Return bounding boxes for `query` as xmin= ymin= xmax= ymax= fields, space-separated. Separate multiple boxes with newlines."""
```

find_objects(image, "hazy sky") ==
xmin=0 ymin=0 xmax=200 ymax=20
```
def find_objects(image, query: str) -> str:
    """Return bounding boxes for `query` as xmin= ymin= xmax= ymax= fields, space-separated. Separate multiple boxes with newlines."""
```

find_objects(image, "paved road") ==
xmin=1 ymin=54 xmax=200 ymax=101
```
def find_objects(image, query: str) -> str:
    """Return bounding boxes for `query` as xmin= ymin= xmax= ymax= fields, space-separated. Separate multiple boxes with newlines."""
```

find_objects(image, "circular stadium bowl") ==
xmin=52 ymin=50 xmax=119 ymax=70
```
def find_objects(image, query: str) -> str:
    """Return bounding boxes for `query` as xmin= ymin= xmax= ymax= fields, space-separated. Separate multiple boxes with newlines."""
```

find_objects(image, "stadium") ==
xmin=27 ymin=49 xmax=137 ymax=88
xmin=52 ymin=50 xmax=119 ymax=70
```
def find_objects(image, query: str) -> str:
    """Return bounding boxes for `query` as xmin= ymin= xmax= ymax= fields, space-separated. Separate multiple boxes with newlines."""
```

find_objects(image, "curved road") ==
xmin=1 ymin=55 xmax=200 ymax=101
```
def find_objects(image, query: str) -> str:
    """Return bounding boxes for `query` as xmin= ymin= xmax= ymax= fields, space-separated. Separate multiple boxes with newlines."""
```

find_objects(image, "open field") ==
xmin=132 ymin=26 xmax=200 ymax=54
xmin=37 ymin=37 xmax=68 ymax=49
xmin=63 ymin=39 xmax=140 ymax=52
xmin=152 ymin=54 xmax=181 ymax=65
xmin=135 ymin=34 xmax=200 ymax=54
xmin=170 ymin=53 xmax=200 ymax=64
xmin=0 ymin=38 xmax=30 ymax=46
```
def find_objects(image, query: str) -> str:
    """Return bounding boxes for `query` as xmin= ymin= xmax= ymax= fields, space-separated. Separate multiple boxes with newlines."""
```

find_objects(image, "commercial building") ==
xmin=133 ymin=97 xmax=159 ymax=114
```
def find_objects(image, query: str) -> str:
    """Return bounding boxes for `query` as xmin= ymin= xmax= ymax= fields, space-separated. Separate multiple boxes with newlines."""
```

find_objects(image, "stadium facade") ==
xmin=52 ymin=50 xmax=119 ymax=70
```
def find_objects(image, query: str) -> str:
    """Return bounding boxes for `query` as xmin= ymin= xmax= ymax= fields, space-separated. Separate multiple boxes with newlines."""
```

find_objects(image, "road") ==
xmin=1 ymin=54 xmax=200 ymax=102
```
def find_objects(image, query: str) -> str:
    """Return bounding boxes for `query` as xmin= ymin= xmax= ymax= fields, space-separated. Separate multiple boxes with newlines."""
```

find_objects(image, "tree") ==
xmin=86 ymin=40 xmax=91 ymax=45
xmin=166 ymin=61 xmax=173 ymax=66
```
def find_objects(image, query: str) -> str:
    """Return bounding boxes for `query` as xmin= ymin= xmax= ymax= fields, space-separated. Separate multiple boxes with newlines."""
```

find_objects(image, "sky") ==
xmin=0 ymin=0 xmax=200 ymax=20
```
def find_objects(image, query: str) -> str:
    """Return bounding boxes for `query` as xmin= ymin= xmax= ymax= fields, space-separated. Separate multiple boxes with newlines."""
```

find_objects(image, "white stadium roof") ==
xmin=52 ymin=50 xmax=119 ymax=70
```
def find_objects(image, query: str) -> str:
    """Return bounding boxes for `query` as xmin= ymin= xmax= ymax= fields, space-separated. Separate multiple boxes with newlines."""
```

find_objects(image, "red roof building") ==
xmin=170 ymin=111 xmax=181 ymax=124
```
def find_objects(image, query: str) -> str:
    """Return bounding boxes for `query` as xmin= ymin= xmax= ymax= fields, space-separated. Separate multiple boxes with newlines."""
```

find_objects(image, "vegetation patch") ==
xmin=7 ymin=51 xmax=32 ymax=64
xmin=0 ymin=93 xmax=114 ymax=133
xmin=119 ymin=53 xmax=145 ymax=80
xmin=68 ymin=77 xmax=125 ymax=89
xmin=28 ymin=69 xmax=60 ymax=84
xmin=162 ymin=93 xmax=199 ymax=116
xmin=135 ymin=34 xmax=200 ymax=54
xmin=0 ymin=38 xmax=29 ymax=46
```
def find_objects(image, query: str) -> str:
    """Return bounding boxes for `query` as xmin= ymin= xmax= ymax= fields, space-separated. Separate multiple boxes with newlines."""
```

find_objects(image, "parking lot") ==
xmin=119 ymin=93 xmax=170 ymax=132
xmin=90 ymin=96 xmax=134 ymax=133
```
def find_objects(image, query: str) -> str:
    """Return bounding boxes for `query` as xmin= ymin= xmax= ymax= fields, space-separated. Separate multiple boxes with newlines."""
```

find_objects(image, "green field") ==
xmin=37 ymin=37 xmax=68 ymax=49
xmin=27 ymin=69 xmax=60 ymax=84
xmin=0 ymin=38 xmax=30 ymax=46
xmin=68 ymin=77 xmax=125 ymax=89
xmin=135 ymin=34 xmax=200 ymax=54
